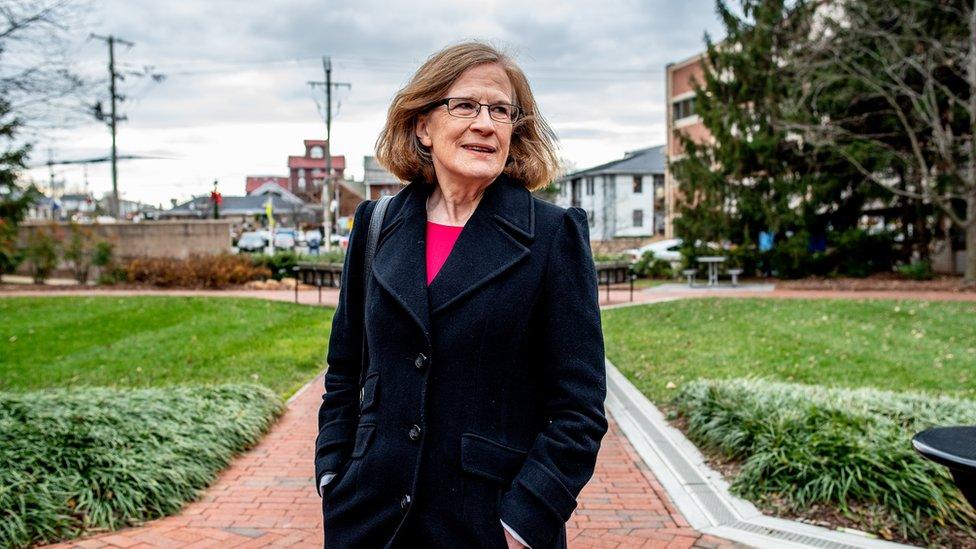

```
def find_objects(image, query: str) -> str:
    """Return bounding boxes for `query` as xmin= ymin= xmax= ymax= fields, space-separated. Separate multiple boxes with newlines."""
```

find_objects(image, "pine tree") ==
xmin=671 ymin=0 xmax=894 ymax=276
xmin=0 ymin=96 xmax=37 ymax=274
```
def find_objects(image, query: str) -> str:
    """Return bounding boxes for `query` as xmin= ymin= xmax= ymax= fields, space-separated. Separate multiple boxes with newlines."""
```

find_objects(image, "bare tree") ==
xmin=0 ymin=0 xmax=90 ymax=132
xmin=786 ymin=0 xmax=976 ymax=281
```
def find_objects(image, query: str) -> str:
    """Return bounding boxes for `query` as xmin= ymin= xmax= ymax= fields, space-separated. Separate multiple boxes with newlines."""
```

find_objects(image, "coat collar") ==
xmin=370 ymin=174 xmax=535 ymax=342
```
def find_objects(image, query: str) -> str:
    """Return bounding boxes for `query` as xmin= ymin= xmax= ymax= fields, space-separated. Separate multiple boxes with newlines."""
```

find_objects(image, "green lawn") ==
xmin=602 ymin=297 xmax=976 ymax=404
xmin=0 ymin=296 xmax=334 ymax=397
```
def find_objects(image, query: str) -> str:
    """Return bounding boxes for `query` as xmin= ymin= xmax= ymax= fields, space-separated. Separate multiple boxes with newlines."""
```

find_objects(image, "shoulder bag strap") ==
xmin=359 ymin=195 xmax=393 ymax=398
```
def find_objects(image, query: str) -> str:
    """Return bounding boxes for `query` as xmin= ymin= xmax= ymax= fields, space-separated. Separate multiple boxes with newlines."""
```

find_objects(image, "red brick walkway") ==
xmin=4 ymin=284 xmax=975 ymax=309
xmin=44 ymin=369 xmax=738 ymax=548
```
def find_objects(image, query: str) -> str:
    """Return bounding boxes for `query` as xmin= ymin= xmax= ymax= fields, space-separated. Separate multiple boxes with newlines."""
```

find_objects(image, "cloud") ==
xmin=23 ymin=0 xmax=724 ymax=205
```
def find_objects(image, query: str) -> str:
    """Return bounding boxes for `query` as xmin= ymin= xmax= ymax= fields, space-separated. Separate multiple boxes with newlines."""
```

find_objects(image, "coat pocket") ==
xmin=350 ymin=423 xmax=376 ymax=459
xmin=359 ymin=372 xmax=379 ymax=413
xmin=460 ymin=432 xmax=529 ymax=484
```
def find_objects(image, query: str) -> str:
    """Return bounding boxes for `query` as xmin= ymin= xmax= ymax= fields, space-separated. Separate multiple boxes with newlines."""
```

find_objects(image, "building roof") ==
xmin=60 ymin=193 xmax=94 ymax=202
xmin=364 ymin=155 xmax=404 ymax=186
xmin=166 ymin=194 xmax=313 ymax=217
xmin=566 ymin=145 xmax=665 ymax=178
xmin=288 ymin=155 xmax=346 ymax=170
xmin=339 ymin=178 xmax=366 ymax=199
xmin=245 ymin=176 xmax=289 ymax=194
xmin=247 ymin=181 xmax=305 ymax=205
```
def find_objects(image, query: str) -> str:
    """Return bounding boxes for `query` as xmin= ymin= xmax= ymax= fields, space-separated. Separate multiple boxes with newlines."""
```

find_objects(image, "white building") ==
xmin=554 ymin=146 xmax=666 ymax=241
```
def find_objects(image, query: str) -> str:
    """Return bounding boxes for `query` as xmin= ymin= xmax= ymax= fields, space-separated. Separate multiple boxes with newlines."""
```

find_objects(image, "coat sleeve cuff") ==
xmin=498 ymin=459 xmax=577 ymax=548
xmin=316 ymin=471 xmax=337 ymax=497
xmin=500 ymin=519 xmax=531 ymax=548
xmin=314 ymin=418 xmax=357 ymax=489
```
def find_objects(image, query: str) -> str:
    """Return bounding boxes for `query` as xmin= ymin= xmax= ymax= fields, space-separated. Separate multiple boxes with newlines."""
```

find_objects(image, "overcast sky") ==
xmin=23 ymin=0 xmax=725 ymax=207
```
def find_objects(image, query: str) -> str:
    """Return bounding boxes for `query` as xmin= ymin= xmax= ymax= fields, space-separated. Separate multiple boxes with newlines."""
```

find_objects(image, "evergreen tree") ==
xmin=671 ymin=0 xmax=895 ymax=276
xmin=0 ymin=95 xmax=36 ymax=274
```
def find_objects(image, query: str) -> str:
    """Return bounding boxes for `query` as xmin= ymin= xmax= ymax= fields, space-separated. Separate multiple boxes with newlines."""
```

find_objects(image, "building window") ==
xmin=653 ymin=174 xmax=665 ymax=235
xmin=633 ymin=209 xmax=644 ymax=228
xmin=586 ymin=209 xmax=594 ymax=227
xmin=632 ymin=176 xmax=643 ymax=194
xmin=585 ymin=177 xmax=594 ymax=196
xmin=673 ymin=96 xmax=696 ymax=120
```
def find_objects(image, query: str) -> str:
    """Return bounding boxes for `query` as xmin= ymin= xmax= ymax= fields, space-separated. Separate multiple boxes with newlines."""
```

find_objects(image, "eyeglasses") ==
xmin=430 ymin=97 xmax=522 ymax=124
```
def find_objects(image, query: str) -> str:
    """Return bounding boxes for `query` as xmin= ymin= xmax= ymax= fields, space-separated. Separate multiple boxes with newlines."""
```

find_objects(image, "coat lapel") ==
xmin=427 ymin=174 xmax=535 ymax=314
xmin=370 ymin=175 xmax=536 ymax=340
xmin=371 ymin=182 xmax=433 ymax=340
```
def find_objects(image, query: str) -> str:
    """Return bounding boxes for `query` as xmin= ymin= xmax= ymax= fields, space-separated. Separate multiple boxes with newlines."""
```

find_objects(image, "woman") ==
xmin=314 ymin=41 xmax=607 ymax=549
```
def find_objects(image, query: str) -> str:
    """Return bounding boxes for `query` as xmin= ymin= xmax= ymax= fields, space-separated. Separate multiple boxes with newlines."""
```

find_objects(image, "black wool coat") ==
xmin=314 ymin=174 xmax=608 ymax=549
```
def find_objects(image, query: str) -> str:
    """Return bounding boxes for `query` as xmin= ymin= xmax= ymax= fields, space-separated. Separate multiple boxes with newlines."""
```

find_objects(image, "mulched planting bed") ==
xmin=776 ymin=273 xmax=975 ymax=292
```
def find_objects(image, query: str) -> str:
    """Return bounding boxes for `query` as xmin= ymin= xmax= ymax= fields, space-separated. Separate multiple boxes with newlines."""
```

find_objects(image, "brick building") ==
xmin=665 ymin=51 xmax=713 ymax=238
xmin=243 ymin=139 xmax=363 ymax=223
xmin=287 ymin=139 xmax=346 ymax=203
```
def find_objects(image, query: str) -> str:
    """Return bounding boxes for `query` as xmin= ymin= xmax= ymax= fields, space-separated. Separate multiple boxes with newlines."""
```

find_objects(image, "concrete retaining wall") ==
xmin=17 ymin=220 xmax=232 ymax=261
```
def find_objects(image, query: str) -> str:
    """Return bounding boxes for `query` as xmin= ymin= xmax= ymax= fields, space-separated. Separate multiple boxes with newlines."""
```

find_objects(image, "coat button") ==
xmin=400 ymin=494 xmax=411 ymax=509
xmin=414 ymin=353 xmax=428 ymax=370
xmin=408 ymin=424 xmax=422 ymax=441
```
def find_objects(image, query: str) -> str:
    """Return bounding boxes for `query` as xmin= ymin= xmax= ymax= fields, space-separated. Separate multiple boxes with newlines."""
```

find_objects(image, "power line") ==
xmin=105 ymin=53 xmax=663 ymax=81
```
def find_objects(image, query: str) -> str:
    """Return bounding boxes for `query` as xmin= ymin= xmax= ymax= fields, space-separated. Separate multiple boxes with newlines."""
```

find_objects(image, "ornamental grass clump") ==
xmin=673 ymin=379 xmax=976 ymax=543
xmin=0 ymin=384 xmax=283 ymax=548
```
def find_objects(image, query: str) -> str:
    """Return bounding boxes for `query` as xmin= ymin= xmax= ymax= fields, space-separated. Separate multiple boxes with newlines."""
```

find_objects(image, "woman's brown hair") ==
xmin=375 ymin=41 xmax=560 ymax=191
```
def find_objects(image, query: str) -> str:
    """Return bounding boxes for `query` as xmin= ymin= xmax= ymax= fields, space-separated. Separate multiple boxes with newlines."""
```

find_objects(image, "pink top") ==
xmin=425 ymin=221 xmax=464 ymax=286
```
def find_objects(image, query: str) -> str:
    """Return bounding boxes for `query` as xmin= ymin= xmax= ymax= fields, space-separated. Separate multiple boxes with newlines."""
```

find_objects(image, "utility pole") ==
xmin=308 ymin=56 xmax=350 ymax=250
xmin=90 ymin=33 xmax=133 ymax=219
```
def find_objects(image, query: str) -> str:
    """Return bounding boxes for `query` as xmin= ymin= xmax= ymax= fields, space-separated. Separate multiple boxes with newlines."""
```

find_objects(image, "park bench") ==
xmin=728 ymin=268 xmax=743 ymax=287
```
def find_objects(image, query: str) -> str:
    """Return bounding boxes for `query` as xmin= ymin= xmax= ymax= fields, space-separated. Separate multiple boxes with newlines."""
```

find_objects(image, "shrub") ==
xmin=897 ymin=260 xmax=934 ymax=281
xmin=673 ymin=379 xmax=976 ymax=543
xmin=766 ymin=229 xmax=897 ymax=279
xmin=124 ymin=254 xmax=271 ymax=288
xmin=726 ymin=244 xmax=759 ymax=277
xmin=592 ymin=252 xmax=630 ymax=263
xmin=251 ymin=251 xmax=300 ymax=280
xmin=92 ymin=241 xmax=126 ymax=285
xmin=632 ymin=251 xmax=674 ymax=279
xmin=0 ymin=183 xmax=40 ymax=275
xmin=62 ymin=222 xmax=97 ymax=284
xmin=0 ymin=384 xmax=283 ymax=548
xmin=769 ymin=231 xmax=827 ymax=279
xmin=24 ymin=226 xmax=61 ymax=284
xmin=0 ymin=218 xmax=26 ymax=275
xmin=831 ymin=228 xmax=897 ymax=278
xmin=295 ymin=249 xmax=345 ymax=265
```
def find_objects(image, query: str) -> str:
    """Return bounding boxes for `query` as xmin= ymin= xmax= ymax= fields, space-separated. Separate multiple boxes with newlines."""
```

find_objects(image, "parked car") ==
xmin=305 ymin=230 xmax=322 ymax=245
xmin=623 ymin=238 xmax=684 ymax=263
xmin=236 ymin=231 xmax=267 ymax=253
xmin=274 ymin=231 xmax=296 ymax=250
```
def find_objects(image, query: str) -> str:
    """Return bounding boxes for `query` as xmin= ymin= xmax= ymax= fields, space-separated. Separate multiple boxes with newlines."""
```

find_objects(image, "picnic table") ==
xmin=696 ymin=256 xmax=726 ymax=287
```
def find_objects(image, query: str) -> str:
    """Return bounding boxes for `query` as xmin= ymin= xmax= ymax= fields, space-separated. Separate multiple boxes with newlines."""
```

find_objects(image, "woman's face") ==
xmin=415 ymin=63 xmax=514 ymax=187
